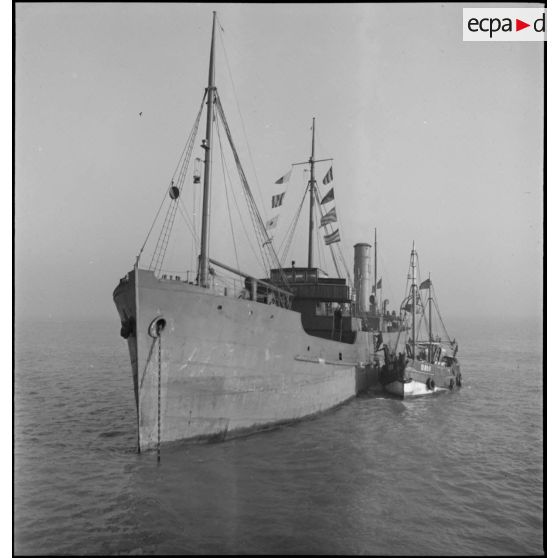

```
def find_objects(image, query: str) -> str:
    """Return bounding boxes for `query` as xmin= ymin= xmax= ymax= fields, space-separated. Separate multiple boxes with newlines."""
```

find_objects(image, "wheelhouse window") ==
xmin=315 ymin=301 xmax=332 ymax=316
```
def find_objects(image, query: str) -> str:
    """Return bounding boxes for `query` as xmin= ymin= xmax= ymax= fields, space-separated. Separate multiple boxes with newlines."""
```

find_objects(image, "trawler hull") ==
xmin=380 ymin=359 xmax=461 ymax=398
xmin=114 ymin=268 xmax=391 ymax=451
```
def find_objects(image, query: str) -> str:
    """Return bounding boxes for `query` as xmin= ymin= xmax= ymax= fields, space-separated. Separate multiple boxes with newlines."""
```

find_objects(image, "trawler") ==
xmin=113 ymin=12 xmax=405 ymax=452
xmin=379 ymin=244 xmax=462 ymax=397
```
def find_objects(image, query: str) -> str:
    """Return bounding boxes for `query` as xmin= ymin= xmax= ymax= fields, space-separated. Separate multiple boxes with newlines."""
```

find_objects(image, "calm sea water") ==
xmin=14 ymin=316 xmax=544 ymax=555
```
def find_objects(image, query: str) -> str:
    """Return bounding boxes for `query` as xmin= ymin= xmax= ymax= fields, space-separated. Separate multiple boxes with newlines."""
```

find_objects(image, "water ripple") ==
xmin=14 ymin=318 xmax=543 ymax=555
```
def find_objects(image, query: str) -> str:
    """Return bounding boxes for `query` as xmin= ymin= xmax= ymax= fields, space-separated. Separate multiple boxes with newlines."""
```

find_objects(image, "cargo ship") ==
xmin=113 ymin=12 xmax=404 ymax=452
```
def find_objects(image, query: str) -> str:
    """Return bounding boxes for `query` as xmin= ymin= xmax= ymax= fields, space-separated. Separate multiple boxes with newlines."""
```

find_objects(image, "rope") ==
xmin=217 ymin=20 xmax=267 ymax=215
xmin=215 ymin=96 xmax=268 ymax=274
xmin=277 ymin=170 xmax=305 ymax=261
xmin=313 ymin=188 xmax=326 ymax=271
xmin=170 ymin=91 xmax=207 ymax=185
xmin=146 ymin=92 xmax=206 ymax=273
xmin=215 ymin=94 xmax=290 ymax=288
xmin=216 ymin=117 xmax=241 ymax=271
xmin=137 ymin=196 xmax=167 ymax=265
xmin=137 ymin=92 xmax=205 ymax=264
xmin=376 ymin=250 xmax=397 ymax=314
xmin=176 ymin=200 xmax=199 ymax=248
xmin=150 ymin=202 xmax=179 ymax=273
xmin=313 ymin=183 xmax=343 ymax=278
xmin=432 ymin=287 xmax=452 ymax=342
xmin=139 ymin=93 xmax=206 ymax=266
xmin=279 ymin=180 xmax=309 ymax=265
xmin=214 ymin=109 xmax=264 ymax=268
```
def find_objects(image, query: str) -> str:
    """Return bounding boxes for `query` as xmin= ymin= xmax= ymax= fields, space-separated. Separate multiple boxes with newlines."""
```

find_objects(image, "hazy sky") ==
xmin=15 ymin=2 xmax=544 ymax=321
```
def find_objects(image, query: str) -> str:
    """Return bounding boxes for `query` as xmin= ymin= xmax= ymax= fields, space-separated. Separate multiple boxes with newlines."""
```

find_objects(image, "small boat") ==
xmin=379 ymin=243 xmax=462 ymax=397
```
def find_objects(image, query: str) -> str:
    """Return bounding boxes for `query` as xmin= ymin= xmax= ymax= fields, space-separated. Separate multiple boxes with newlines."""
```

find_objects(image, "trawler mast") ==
xmin=411 ymin=242 xmax=416 ymax=360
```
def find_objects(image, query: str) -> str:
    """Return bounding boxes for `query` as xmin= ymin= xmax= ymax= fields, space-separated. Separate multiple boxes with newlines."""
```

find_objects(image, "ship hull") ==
xmin=114 ymin=268 xmax=388 ymax=451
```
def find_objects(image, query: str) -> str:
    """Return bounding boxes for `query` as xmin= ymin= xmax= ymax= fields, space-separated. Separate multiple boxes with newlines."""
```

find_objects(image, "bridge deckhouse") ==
xmin=266 ymin=267 xmax=361 ymax=343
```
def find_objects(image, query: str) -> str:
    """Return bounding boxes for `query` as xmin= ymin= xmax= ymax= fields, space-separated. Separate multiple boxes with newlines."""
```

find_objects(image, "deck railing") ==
xmin=155 ymin=262 xmax=293 ymax=309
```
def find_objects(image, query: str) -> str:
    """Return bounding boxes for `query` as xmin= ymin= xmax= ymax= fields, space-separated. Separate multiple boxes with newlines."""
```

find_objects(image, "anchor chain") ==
xmin=157 ymin=325 xmax=162 ymax=463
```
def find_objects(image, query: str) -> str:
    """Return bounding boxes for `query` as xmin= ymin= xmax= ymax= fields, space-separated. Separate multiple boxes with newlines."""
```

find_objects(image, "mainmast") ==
xmin=291 ymin=118 xmax=332 ymax=270
xmin=199 ymin=11 xmax=217 ymax=288
xmin=411 ymin=242 xmax=416 ymax=360
xmin=307 ymin=117 xmax=316 ymax=268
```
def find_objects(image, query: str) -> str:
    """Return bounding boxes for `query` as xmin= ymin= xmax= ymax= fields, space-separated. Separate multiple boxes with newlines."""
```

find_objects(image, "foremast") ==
xmin=199 ymin=11 xmax=217 ymax=288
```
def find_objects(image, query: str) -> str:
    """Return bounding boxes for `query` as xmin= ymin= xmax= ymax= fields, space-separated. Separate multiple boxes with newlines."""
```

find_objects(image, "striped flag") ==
xmin=271 ymin=192 xmax=285 ymax=208
xmin=275 ymin=169 xmax=292 ymax=184
xmin=320 ymin=207 xmax=337 ymax=227
xmin=322 ymin=166 xmax=333 ymax=185
xmin=324 ymin=228 xmax=340 ymax=246
xmin=320 ymin=187 xmax=334 ymax=205
xmin=265 ymin=215 xmax=279 ymax=230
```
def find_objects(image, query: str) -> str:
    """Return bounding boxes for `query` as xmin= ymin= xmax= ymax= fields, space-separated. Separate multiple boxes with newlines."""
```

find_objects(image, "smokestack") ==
xmin=353 ymin=243 xmax=372 ymax=313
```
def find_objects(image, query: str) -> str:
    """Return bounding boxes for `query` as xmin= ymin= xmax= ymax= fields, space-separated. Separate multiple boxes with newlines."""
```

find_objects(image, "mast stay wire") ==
xmin=215 ymin=115 xmax=244 ymax=272
xmin=215 ymin=94 xmax=290 ymax=286
xmin=311 ymin=186 xmax=340 ymax=278
xmin=176 ymin=201 xmax=199 ymax=249
xmin=313 ymin=182 xmax=347 ymax=280
xmin=277 ymin=167 xmax=307 ymax=264
xmin=399 ymin=249 xmax=413 ymax=324
xmin=149 ymin=202 xmax=177 ymax=272
xmin=432 ymin=287 xmax=452 ymax=342
xmin=216 ymin=18 xmax=267 ymax=218
xmin=141 ymin=92 xmax=206 ymax=270
xmin=310 ymin=182 xmax=325 ymax=272
xmin=406 ymin=262 xmax=451 ymax=343
xmin=278 ymin=177 xmax=309 ymax=266
xmin=376 ymin=249 xmax=398 ymax=314
xmin=415 ymin=254 xmax=433 ymax=336
xmin=214 ymin=99 xmax=268 ymax=276
xmin=315 ymin=195 xmax=325 ymax=272
xmin=312 ymin=132 xmax=350 ymax=278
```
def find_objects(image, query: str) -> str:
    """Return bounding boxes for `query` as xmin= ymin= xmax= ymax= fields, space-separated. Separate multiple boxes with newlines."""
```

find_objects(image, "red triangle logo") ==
xmin=516 ymin=19 xmax=530 ymax=31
